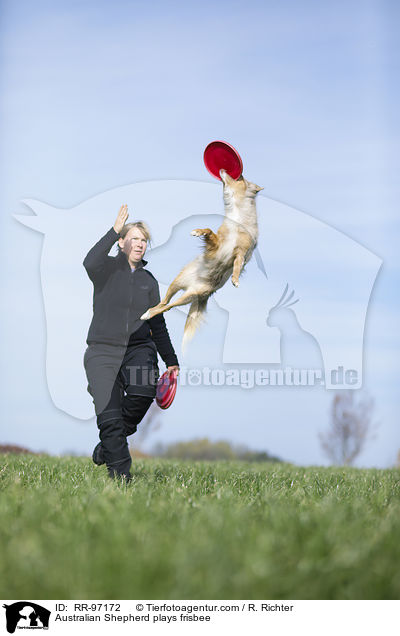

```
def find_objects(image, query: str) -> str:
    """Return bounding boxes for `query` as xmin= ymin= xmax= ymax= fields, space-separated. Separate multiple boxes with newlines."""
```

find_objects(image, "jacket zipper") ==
xmin=125 ymin=269 xmax=136 ymax=344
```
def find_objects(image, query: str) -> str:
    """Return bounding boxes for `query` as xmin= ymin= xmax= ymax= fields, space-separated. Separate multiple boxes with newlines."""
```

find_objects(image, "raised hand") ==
xmin=113 ymin=204 xmax=129 ymax=234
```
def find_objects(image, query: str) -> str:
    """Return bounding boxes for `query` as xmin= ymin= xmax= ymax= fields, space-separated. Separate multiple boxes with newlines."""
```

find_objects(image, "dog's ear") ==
xmin=249 ymin=182 xmax=264 ymax=193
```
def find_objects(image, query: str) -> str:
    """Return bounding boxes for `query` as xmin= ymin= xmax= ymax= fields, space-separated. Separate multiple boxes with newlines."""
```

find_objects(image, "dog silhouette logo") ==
xmin=2 ymin=602 xmax=51 ymax=633
xmin=14 ymin=179 xmax=382 ymax=416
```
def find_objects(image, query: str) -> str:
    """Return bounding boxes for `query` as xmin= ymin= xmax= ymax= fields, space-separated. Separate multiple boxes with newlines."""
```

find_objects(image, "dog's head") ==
xmin=220 ymin=169 xmax=263 ymax=204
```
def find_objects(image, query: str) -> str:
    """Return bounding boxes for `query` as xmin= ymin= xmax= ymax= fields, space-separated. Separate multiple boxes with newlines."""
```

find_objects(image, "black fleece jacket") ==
xmin=83 ymin=227 xmax=179 ymax=368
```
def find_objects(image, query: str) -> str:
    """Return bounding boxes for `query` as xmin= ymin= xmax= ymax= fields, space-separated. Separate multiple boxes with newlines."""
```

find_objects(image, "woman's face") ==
xmin=119 ymin=227 xmax=147 ymax=264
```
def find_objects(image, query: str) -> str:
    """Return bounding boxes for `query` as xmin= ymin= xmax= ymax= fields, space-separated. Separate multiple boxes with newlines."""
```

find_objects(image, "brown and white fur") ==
xmin=140 ymin=169 xmax=263 ymax=349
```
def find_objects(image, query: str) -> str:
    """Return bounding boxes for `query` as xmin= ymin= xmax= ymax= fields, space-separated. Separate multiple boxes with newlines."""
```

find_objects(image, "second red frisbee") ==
xmin=156 ymin=370 xmax=177 ymax=409
xmin=204 ymin=140 xmax=243 ymax=181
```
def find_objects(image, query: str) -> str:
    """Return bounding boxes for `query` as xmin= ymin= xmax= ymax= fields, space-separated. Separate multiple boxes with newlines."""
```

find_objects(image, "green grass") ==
xmin=0 ymin=454 xmax=399 ymax=599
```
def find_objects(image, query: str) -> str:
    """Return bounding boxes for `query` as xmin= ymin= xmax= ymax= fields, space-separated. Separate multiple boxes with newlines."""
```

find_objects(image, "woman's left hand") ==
xmin=167 ymin=365 xmax=179 ymax=376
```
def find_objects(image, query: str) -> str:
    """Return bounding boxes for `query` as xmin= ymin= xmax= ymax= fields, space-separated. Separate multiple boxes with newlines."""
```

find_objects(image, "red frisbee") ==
xmin=156 ymin=369 xmax=177 ymax=409
xmin=204 ymin=140 xmax=243 ymax=181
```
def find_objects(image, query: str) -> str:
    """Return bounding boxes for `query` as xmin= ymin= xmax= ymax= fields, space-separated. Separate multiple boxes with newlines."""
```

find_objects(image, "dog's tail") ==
xmin=182 ymin=296 xmax=209 ymax=351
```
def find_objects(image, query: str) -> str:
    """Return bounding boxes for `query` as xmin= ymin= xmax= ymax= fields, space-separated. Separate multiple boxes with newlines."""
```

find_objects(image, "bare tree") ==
xmin=319 ymin=391 xmax=377 ymax=466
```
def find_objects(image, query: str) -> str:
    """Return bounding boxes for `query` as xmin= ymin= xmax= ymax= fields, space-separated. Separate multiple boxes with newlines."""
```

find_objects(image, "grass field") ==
xmin=0 ymin=454 xmax=399 ymax=600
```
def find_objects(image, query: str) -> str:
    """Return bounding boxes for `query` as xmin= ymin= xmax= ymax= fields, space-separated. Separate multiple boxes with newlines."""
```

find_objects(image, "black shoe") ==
xmin=92 ymin=442 xmax=105 ymax=466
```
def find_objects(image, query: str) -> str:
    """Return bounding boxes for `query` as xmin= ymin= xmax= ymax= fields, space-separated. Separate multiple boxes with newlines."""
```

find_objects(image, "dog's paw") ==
xmin=231 ymin=278 xmax=239 ymax=288
xmin=191 ymin=228 xmax=211 ymax=237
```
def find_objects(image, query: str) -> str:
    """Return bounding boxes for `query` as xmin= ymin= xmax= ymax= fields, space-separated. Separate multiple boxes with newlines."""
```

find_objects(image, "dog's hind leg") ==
xmin=156 ymin=289 xmax=198 ymax=313
xmin=141 ymin=289 xmax=196 ymax=320
xmin=141 ymin=274 xmax=186 ymax=320
xmin=161 ymin=278 xmax=185 ymax=305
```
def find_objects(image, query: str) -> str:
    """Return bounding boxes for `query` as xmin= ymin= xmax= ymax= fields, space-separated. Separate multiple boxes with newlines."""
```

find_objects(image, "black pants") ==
xmin=84 ymin=341 xmax=159 ymax=480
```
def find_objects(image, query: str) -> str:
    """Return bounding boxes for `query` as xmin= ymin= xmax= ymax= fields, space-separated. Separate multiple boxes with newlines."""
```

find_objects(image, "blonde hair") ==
xmin=118 ymin=221 xmax=152 ymax=252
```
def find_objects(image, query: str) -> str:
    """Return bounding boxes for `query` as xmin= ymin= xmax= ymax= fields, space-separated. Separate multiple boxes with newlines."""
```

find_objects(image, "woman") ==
xmin=83 ymin=205 xmax=179 ymax=482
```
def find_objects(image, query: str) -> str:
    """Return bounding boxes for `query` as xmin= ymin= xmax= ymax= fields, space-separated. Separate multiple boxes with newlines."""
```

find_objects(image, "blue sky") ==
xmin=0 ymin=0 xmax=398 ymax=466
